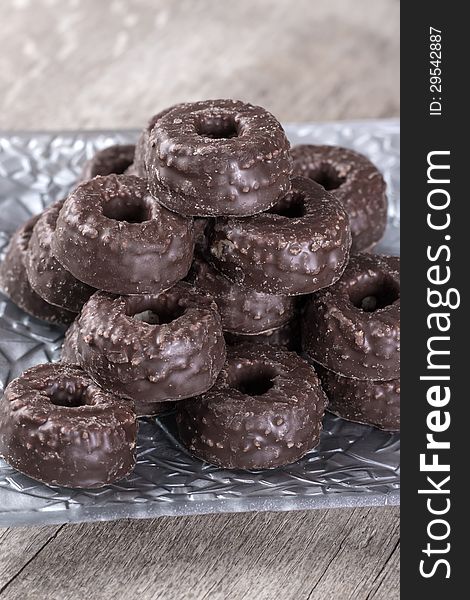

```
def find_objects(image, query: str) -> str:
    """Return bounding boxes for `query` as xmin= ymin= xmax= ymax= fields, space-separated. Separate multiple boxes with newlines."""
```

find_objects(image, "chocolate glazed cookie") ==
xmin=187 ymin=255 xmax=295 ymax=334
xmin=61 ymin=320 xmax=173 ymax=417
xmin=176 ymin=344 xmax=327 ymax=470
xmin=0 ymin=363 xmax=137 ymax=488
xmin=52 ymin=175 xmax=195 ymax=295
xmin=65 ymin=283 xmax=226 ymax=414
xmin=291 ymin=145 xmax=388 ymax=252
xmin=146 ymin=99 xmax=292 ymax=217
xmin=317 ymin=365 xmax=400 ymax=432
xmin=302 ymin=254 xmax=400 ymax=380
xmin=208 ymin=176 xmax=351 ymax=295
xmin=80 ymin=144 xmax=136 ymax=181
xmin=0 ymin=216 xmax=75 ymax=324
xmin=25 ymin=200 xmax=95 ymax=312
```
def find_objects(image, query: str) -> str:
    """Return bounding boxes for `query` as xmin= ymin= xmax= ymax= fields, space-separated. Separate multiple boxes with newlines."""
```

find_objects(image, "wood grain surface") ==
xmin=0 ymin=509 xmax=399 ymax=600
xmin=0 ymin=1 xmax=400 ymax=598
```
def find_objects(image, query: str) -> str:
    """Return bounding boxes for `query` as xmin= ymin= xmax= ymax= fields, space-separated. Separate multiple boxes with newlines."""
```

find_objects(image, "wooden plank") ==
xmin=366 ymin=538 xmax=400 ymax=600
xmin=0 ymin=508 xmax=399 ymax=600
xmin=0 ymin=526 xmax=62 ymax=593
xmin=305 ymin=507 xmax=399 ymax=600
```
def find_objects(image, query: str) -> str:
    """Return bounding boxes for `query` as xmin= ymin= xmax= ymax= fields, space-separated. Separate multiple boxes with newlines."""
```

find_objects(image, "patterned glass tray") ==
xmin=0 ymin=120 xmax=400 ymax=527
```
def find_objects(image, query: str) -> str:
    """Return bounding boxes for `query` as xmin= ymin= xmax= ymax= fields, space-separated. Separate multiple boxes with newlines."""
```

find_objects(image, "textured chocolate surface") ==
xmin=208 ymin=176 xmax=351 ymax=295
xmin=224 ymin=315 xmax=301 ymax=352
xmin=188 ymin=255 xmax=295 ymax=334
xmin=292 ymin=144 xmax=387 ymax=252
xmin=146 ymin=99 xmax=292 ymax=216
xmin=302 ymin=254 xmax=400 ymax=380
xmin=0 ymin=362 xmax=137 ymax=488
xmin=61 ymin=318 xmax=81 ymax=364
xmin=65 ymin=283 xmax=226 ymax=411
xmin=80 ymin=144 xmax=136 ymax=181
xmin=62 ymin=320 xmax=174 ymax=417
xmin=317 ymin=364 xmax=400 ymax=431
xmin=25 ymin=200 xmax=95 ymax=312
xmin=0 ymin=216 xmax=75 ymax=324
xmin=52 ymin=174 xmax=195 ymax=294
xmin=133 ymin=105 xmax=183 ymax=177
xmin=176 ymin=344 xmax=327 ymax=470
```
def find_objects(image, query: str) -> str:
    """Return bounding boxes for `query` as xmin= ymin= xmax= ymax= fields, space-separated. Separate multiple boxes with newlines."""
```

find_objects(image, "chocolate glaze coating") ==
xmin=61 ymin=318 xmax=82 ymax=364
xmin=61 ymin=320 xmax=173 ymax=417
xmin=291 ymin=145 xmax=387 ymax=252
xmin=302 ymin=254 xmax=400 ymax=380
xmin=25 ymin=200 xmax=95 ymax=312
xmin=133 ymin=105 xmax=183 ymax=177
xmin=208 ymin=176 xmax=351 ymax=295
xmin=0 ymin=216 xmax=75 ymax=324
xmin=0 ymin=362 xmax=137 ymax=488
xmin=80 ymin=144 xmax=136 ymax=181
xmin=147 ymin=99 xmax=292 ymax=217
xmin=317 ymin=364 xmax=400 ymax=431
xmin=176 ymin=344 xmax=327 ymax=470
xmin=52 ymin=175 xmax=195 ymax=295
xmin=224 ymin=315 xmax=301 ymax=352
xmin=187 ymin=255 xmax=295 ymax=334
xmin=65 ymin=283 xmax=226 ymax=409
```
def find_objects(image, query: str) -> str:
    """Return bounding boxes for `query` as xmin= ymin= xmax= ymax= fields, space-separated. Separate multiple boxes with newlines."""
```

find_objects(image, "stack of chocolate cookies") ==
xmin=0 ymin=99 xmax=399 ymax=489
xmin=301 ymin=254 xmax=400 ymax=432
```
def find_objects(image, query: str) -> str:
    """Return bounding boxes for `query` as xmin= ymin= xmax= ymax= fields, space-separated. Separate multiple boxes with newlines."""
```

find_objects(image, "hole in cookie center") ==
xmin=270 ymin=191 xmax=306 ymax=218
xmin=102 ymin=195 xmax=151 ymax=224
xmin=196 ymin=115 xmax=239 ymax=139
xmin=235 ymin=366 xmax=276 ymax=397
xmin=349 ymin=276 xmax=400 ymax=312
xmin=308 ymin=163 xmax=345 ymax=191
xmin=133 ymin=306 xmax=185 ymax=325
xmin=47 ymin=380 xmax=88 ymax=408
xmin=130 ymin=298 xmax=186 ymax=326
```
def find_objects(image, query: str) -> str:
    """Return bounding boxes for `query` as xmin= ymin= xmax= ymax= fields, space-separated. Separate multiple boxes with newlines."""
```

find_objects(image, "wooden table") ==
xmin=0 ymin=1 xmax=400 ymax=598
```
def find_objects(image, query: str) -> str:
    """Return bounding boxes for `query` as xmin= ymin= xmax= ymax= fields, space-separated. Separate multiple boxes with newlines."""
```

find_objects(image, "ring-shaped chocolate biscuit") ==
xmin=176 ymin=343 xmax=327 ymax=470
xmin=208 ymin=176 xmax=351 ymax=295
xmin=0 ymin=362 xmax=137 ymax=488
xmin=187 ymin=255 xmax=295 ymax=334
xmin=61 ymin=320 xmax=174 ymax=417
xmin=317 ymin=365 xmax=400 ymax=431
xmin=25 ymin=200 xmax=95 ymax=312
xmin=52 ymin=174 xmax=195 ymax=295
xmin=65 ymin=283 xmax=226 ymax=411
xmin=292 ymin=145 xmax=388 ymax=252
xmin=146 ymin=99 xmax=292 ymax=217
xmin=80 ymin=144 xmax=136 ymax=181
xmin=302 ymin=254 xmax=400 ymax=380
xmin=0 ymin=216 xmax=75 ymax=324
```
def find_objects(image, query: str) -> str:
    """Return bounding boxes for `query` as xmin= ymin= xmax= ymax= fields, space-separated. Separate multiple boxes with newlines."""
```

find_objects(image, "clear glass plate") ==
xmin=0 ymin=120 xmax=400 ymax=527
